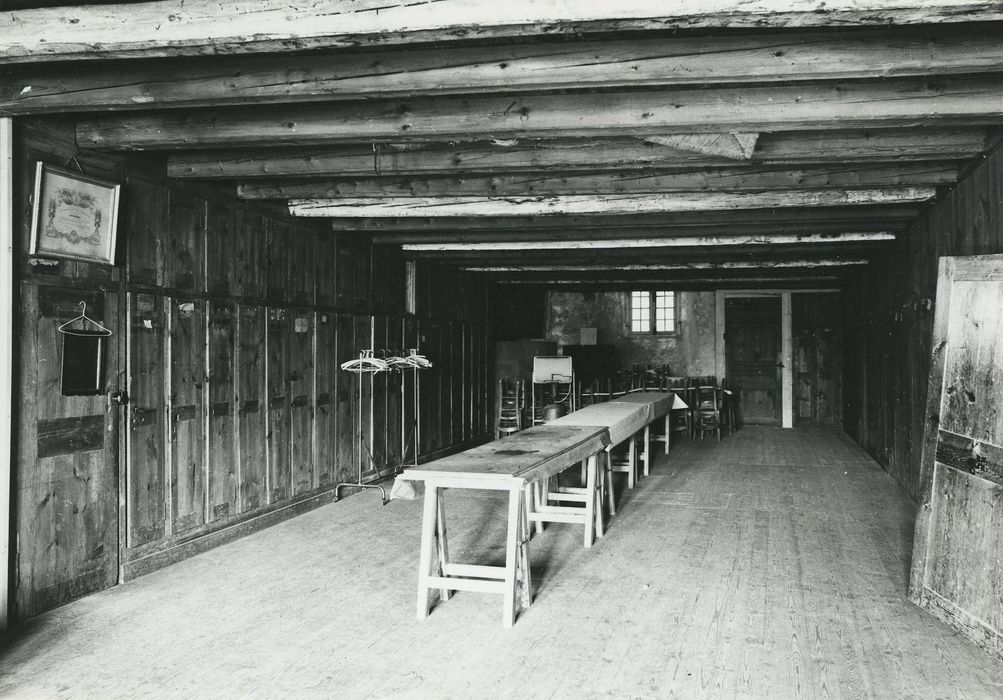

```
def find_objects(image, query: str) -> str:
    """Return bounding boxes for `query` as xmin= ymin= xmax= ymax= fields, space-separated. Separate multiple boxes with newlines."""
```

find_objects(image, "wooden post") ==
xmin=781 ymin=291 xmax=794 ymax=429
xmin=0 ymin=117 xmax=13 ymax=631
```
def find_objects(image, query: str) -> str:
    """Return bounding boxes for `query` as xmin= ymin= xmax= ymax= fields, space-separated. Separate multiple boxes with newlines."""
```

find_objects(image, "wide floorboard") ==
xmin=3 ymin=427 xmax=1003 ymax=698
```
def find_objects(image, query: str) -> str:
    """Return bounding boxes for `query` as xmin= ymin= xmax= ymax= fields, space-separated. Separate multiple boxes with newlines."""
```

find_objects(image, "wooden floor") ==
xmin=3 ymin=427 xmax=1003 ymax=698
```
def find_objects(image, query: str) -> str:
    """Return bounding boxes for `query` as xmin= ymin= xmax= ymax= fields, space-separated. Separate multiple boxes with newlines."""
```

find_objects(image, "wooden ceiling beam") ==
xmin=369 ymin=222 xmax=902 ymax=245
xmin=168 ymin=129 xmax=990 ymax=179
xmin=289 ymin=188 xmax=934 ymax=217
xmin=490 ymin=276 xmax=845 ymax=289
xmin=5 ymin=1 xmax=1002 ymax=64
xmin=400 ymin=232 xmax=895 ymax=252
xmin=236 ymin=161 xmax=958 ymax=200
xmin=463 ymin=259 xmax=869 ymax=272
xmin=338 ymin=205 xmax=922 ymax=234
xmin=7 ymin=25 xmax=1003 ymax=114
xmin=77 ymin=77 xmax=1003 ymax=150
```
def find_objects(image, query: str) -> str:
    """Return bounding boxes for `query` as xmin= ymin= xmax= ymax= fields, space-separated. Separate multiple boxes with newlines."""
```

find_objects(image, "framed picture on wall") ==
xmin=29 ymin=162 xmax=121 ymax=265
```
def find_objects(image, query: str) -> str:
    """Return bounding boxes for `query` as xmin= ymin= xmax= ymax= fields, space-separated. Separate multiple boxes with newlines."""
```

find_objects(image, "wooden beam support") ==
xmin=343 ymin=205 xmax=921 ymax=236
xmin=462 ymin=259 xmax=869 ymax=272
xmin=370 ymin=222 xmax=903 ymax=245
xmin=401 ymin=232 xmax=895 ymax=252
xmin=8 ymin=25 xmax=1003 ymax=115
xmin=0 ymin=117 xmax=13 ymax=632
xmin=169 ymin=129 xmax=990 ymax=179
xmin=79 ymin=77 xmax=1003 ymax=150
xmin=494 ymin=276 xmax=843 ymax=289
xmin=289 ymin=188 xmax=934 ymax=217
xmin=5 ymin=1 xmax=1003 ymax=64
xmin=236 ymin=162 xmax=959 ymax=200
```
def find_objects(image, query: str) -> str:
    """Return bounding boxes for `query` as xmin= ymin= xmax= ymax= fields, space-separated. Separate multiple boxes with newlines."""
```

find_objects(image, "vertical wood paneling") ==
xmin=385 ymin=317 xmax=404 ymax=470
xmin=315 ymin=234 xmax=337 ymax=308
xmin=290 ymin=225 xmax=316 ymax=307
xmin=128 ymin=292 xmax=166 ymax=546
xmin=207 ymin=301 xmax=237 ymax=522
xmin=314 ymin=311 xmax=336 ymax=487
xmin=289 ymin=309 xmax=315 ymax=496
xmin=266 ymin=219 xmax=290 ymax=303
xmin=335 ymin=313 xmax=355 ymax=484
xmin=371 ymin=315 xmax=388 ymax=475
xmin=17 ymin=286 xmax=119 ymax=619
xmin=402 ymin=318 xmax=420 ymax=466
xmin=235 ymin=211 xmax=265 ymax=300
xmin=354 ymin=315 xmax=373 ymax=477
xmin=849 ymin=145 xmax=1003 ymax=498
xmin=125 ymin=179 xmax=167 ymax=287
xmin=266 ymin=307 xmax=290 ymax=502
xmin=169 ymin=297 xmax=206 ymax=535
xmin=336 ymin=239 xmax=354 ymax=309
xmin=166 ymin=192 xmax=205 ymax=292
xmin=236 ymin=305 xmax=266 ymax=511
xmin=206 ymin=202 xmax=236 ymax=297
xmin=450 ymin=323 xmax=463 ymax=443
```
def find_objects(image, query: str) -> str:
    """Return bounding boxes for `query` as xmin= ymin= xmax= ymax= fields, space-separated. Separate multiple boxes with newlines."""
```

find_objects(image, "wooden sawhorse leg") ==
xmin=416 ymin=484 xmax=441 ymax=619
xmin=642 ymin=425 xmax=651 ymax=477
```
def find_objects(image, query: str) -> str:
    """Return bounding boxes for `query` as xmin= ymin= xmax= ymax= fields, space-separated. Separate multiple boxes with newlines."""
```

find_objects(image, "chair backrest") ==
xmin=688 ymin=375 xmax=717 ymax=388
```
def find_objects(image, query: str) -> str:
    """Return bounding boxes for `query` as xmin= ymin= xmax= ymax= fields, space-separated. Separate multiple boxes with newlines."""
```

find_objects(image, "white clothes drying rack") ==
xmin=336 ymin=348 xmax=431 ymax=504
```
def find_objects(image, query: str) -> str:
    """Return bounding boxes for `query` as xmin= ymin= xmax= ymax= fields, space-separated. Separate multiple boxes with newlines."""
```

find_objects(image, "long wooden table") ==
xmin=546 ymin=391 xmax=673 ymax=486
xmin=399 ymin=424 xmax=609 ymax=627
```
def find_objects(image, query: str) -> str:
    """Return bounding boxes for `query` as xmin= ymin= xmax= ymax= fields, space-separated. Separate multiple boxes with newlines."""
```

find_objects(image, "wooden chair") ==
xmin=694 ymin=385 xmax=723 ymax=441
xmin=662 ymin=376 xmax=693 ymax=441
xmin=720 ymin=377 xmax=738 ymax=434
xmin=496 ymin=378 xmax=524 ymax=439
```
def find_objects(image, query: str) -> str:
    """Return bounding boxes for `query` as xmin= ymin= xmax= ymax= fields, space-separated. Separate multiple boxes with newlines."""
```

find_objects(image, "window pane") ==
xmin=654 ymin=291 xmax=675 ymax=333
xmin=630 ymin=290 xmax=650 ymax=332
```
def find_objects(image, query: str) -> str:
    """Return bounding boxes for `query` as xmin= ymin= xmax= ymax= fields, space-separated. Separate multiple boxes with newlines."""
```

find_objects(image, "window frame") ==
xmin=629 ymin=290 xmax=678 ymax=335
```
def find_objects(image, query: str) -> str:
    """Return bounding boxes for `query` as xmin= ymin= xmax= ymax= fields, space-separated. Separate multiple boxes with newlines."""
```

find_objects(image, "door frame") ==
xmin=1 ymin=117 xmax=13 ymax=631
xmin=715 ymin=289 xmax=839 ymax=429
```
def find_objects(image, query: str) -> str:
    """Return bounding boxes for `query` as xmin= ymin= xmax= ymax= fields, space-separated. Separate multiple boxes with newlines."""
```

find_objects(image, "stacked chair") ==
xmin=496 ymin=378 xmax=525 ymax=439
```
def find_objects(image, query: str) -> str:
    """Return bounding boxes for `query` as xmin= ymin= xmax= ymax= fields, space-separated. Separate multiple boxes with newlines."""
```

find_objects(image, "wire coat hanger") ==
xmin=57 ymin=301 xmax=112 ymax=336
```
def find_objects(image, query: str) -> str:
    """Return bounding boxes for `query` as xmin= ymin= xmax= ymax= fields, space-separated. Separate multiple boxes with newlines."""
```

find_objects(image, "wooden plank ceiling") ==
xmin=3 ymin=0 xmax=1003 ymax=288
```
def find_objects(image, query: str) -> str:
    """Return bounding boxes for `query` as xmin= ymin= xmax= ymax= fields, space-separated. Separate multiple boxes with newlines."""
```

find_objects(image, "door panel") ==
xmin=17 ymin=286 xmax=120 ymax=619
xmin=236 ymin=305 xmax=266 ymax=512
xmin=169 ymin=298 xmax=206 ymax=535
xmin=127 ymin=292 xmax=166 ymax=547
xmin=207 ymin=302 xmax=237 ymax=522
xmin=911 ymin=256 xmax=1003 ymax=659
xmin=725 ymin=297 xmax=782 ymax=425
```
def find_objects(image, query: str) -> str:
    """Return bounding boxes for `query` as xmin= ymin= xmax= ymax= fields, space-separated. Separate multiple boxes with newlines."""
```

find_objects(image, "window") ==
xmin=630 ymin=291 xmax=676 ymax=334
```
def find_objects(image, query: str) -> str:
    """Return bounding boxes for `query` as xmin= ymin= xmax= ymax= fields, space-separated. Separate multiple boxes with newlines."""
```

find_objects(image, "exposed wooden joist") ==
xmin=462 ymin=259 xmax=869 ymax=272
xmin=79 ymin=77 xmax=1003 ymax=150
xmin=370 ymin=222 xmax=902 ymax=245
xmin=353 ymin=205 xmax=922 ymax=238
xmin=401 ymin=232 xmax=895 ymax=252
xmin=493 ymin=276 xmax=843 ymax=288
xmin=168 ymin=129 xmax=991 ymax=179
xmin=236 ymin=162 xmax=959 ymax=200
xmin=8 ymin=25 xmax=1003 ymax=115
xmin=289 ymin=188 xmax=934 ymax=217
xmin=5 ymin=1 xmax=1002 ymax=64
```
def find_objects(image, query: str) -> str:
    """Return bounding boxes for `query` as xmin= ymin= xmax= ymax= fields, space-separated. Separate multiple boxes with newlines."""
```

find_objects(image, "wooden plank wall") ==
xmin=792 ymin=293 xmax=842 ymax=426
xmin=844 ymin=143 xmax=1003 ymax=500
xmin=11 ymin=118 xmax=490 ymax=619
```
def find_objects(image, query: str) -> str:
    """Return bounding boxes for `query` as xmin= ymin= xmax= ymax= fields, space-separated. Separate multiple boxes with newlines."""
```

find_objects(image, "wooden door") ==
xmin=910 ymin=254 xmax=1003 ymax=659
xmin=16 ymin=286 xmax=122 ymax=619
xmin=725 ymin=297 xmax=782 ymax=425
